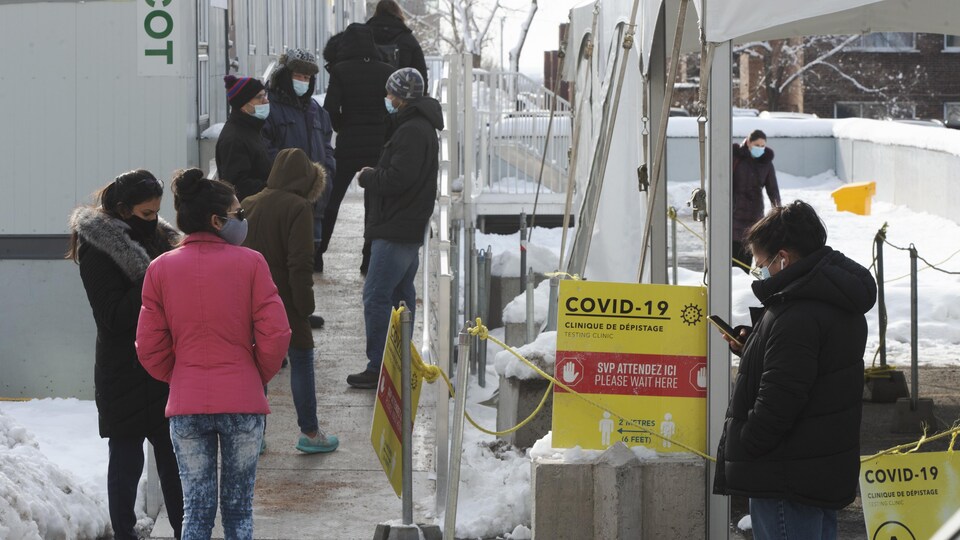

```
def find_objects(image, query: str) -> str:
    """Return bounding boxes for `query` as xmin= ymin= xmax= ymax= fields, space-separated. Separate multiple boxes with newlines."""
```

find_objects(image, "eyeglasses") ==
xmin=220 ymin=207 xmax=246 ymax=222
xmin=749 ymin=254 xmax=779 ymax=279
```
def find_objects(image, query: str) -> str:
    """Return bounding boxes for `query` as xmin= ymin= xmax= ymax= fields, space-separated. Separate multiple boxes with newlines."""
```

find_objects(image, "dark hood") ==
xmin=752 ymin=246 xmax=877 ymax=315
xmin=398 ymin=97 xmax=444 ymax=130
xmin=366 ymin=13 xmax=413 ymax=43
xmin=326 ymin=23 xmax=381 ymax=64
xmin=734 ymin=143 xmax=774 ymax=164
xmin=266 ymin=148 xmax=327 ymax=202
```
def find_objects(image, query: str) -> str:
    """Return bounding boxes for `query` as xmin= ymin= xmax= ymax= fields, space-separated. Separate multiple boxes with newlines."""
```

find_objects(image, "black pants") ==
xmin=320 ymin=156 xmax=377 ymax=255
xmin=108 ymin=424 xmax=184 ymax=540
xmin=732 ymin=240 xmax=752 ymax=273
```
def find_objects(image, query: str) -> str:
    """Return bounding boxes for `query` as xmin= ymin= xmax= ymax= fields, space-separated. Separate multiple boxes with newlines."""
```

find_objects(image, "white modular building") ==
xmin=0 ymin=0 xmax=363 ymax=398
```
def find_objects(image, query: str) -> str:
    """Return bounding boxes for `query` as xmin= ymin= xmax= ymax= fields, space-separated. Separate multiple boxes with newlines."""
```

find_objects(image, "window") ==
xmin=849 ymin=32 xmax=916 ymax=52
xmin=245 ymin=0 xmax=257 ymax=55
xmin=946 ymin=103 xmax=960 ymax=125
xmin=197 ymin=0 xmax=210 ymax=125
xmin=946 ymin=35 xmax=960 ymax=52
xmin=835 ymin=101 xmax=916 ymax=120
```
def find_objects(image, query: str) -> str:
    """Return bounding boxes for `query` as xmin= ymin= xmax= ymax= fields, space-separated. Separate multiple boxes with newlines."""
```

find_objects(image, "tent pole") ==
xmin=706 ymin=38 xmax=732 ymax=540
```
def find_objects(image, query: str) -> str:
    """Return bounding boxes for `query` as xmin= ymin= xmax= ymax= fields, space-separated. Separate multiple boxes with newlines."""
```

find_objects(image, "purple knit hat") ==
xmin=224 ymin=75 xmax=265 ymax=108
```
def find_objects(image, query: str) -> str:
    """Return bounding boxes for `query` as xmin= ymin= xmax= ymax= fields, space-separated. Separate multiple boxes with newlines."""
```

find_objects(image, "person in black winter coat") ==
xmin=346 ymin=68 xmax=442 ymax=389
xmin=216 ymin=75 xmax=273 ymax=202
xmin=321 ymin=23 xmax=395 ymax=275
xmin=67 ymin=171 xmax=184 ymax=540
xmin=732 ymin=129 xmax=781 ymax=271
xmin=366 ymin=0 xmax=429 ymax=94
xmin=712 ymin=201 xmax=877 ymax=540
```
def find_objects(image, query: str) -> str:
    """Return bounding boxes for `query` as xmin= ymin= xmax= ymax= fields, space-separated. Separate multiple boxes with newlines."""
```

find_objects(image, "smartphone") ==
xmin=708 ymin=315 xmax=743 ymax=346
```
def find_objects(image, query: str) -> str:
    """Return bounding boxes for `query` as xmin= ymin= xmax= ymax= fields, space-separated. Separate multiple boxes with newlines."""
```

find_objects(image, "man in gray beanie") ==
xmin=346 ymin=68 xmax=443 ymax=389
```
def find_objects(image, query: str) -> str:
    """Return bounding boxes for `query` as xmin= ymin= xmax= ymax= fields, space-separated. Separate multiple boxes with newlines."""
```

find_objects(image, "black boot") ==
xmin=314 ymin=247 xmax=323 ymax=273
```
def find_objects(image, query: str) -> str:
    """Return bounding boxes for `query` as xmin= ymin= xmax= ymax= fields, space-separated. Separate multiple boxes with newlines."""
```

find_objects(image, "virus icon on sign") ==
xmin=681 ymin=304 xmax=702 ymax=326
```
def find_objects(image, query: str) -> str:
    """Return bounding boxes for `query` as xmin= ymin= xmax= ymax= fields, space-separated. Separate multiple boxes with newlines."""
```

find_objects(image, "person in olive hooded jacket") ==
xmin=241 ymin=148 xmax=339 ymax=454
xmin=713 ymin=201 xmax=877 ymax=540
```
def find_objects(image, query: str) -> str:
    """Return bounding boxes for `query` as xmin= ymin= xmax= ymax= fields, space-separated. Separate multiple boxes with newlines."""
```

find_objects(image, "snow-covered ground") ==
xmin=3 ymin=171 xmax=958 ymax=539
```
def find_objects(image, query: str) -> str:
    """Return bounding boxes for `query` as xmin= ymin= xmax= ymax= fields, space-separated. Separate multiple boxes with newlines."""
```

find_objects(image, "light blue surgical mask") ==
xmin=293 ymin=79 xmax=310 ymax=96
xmin=750 ymin=254 xmax=780 ymax=280
xmin=217 ymin=217 xmax=248 ymax=246
xmin=384 ymin=97 xmax=397 ymax=115
xmin=750 ymin=145 xmax=765 ymax=159
xmin=252 ymin=103 xmax=270 ymax=120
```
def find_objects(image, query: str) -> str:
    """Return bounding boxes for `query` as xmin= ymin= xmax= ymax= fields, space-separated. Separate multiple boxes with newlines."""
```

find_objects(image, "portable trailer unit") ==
xmin=0 ymin=0 xmax=352 ymax=398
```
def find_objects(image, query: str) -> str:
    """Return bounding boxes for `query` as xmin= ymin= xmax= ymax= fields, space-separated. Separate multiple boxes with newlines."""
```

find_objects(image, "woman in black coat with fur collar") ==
xmin=68 ymin=170 xmax=183 ymax=540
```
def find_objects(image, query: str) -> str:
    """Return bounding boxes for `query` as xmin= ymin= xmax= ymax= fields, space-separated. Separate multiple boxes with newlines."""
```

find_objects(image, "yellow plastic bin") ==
xmin=831 ymin=181 xmax=876 ymax=216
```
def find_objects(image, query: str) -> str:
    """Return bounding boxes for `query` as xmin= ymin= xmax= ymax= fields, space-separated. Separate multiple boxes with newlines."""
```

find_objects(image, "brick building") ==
xmin=734 ymin=33 xmax=960 ymax=124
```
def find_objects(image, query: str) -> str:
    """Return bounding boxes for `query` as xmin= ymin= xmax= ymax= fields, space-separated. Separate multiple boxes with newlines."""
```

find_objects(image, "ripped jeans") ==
xmin=169 ymin=414 xmax=265 ymax=540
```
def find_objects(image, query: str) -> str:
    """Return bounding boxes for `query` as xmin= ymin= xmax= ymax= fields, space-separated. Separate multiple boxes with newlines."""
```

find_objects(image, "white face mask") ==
xmin=293 ymin=79 xmax=310 ymax=96
xmin=252 ymin=103 xmax=270 ymax=120
xmin=751 ymin=254 xmax=781 ymax=280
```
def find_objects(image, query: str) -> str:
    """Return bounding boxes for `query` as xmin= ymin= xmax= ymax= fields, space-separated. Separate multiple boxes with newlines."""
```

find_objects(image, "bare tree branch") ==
xmin=819 ymin=61 xmax=887 ymax=95
xmin=508 ymin=0 xmax=538 ymax=74
xmin=777 ymin=34 xmax=861 ymax=93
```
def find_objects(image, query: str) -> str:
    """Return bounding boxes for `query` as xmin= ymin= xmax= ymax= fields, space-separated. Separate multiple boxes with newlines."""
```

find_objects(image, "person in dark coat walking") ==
xmin=712 ymin=201 xmax=877 ymax=540
xmin=366 ymin=0 xmax=429 ymax=94
xmin=321 ymin=23 xmax=395 ymax=275
xmin=347 ymin=68 xmax=442 ymax=389
xmin=241 ymin=148 xmax=339 ymax=454
xmin=67 ymin=170 xmax=184 ymax=540
xmin=216 ymin=75 xmax=272 ymax=202
xmin=263 ymin=48 xmax=336 ymax=278
xmin=732 ymin=129 xmax=781 ymax=271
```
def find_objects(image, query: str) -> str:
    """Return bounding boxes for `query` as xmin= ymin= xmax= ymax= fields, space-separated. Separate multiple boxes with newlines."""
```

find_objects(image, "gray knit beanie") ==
xmin=385 ymin=68 xmax=425 ymax=100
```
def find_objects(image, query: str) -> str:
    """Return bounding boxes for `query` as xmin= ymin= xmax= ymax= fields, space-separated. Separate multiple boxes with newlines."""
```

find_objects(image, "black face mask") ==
xmin=125 ymin=215 xmax=159 ymax=239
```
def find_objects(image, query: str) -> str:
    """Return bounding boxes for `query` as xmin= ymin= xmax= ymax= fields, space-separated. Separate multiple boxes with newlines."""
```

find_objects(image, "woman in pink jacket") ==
xmin=136 ymin=169 xmax=290 ymax=540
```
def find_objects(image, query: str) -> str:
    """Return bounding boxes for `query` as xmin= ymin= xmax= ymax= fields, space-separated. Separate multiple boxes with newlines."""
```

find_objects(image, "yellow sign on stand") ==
xmin=371 ymin=307 xmax=424 ymax=497
xmin=860 ymin=451 xmax=960 ymax=539
xmin=553 ymin=281 xmax=707 ymax=452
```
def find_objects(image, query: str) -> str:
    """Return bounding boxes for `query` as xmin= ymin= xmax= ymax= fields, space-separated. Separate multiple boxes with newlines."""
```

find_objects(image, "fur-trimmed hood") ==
xmin=265 ymin=147 xmax=328 ymax=202
xmin=69 ymin=206 xmax=180 ymax=281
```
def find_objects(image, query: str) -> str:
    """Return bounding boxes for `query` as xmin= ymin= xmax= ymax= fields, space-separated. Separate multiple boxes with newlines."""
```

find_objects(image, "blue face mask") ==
xmin=217 ymin=217 xmax=248 ymax=246
xmin=252 ymin=103 xmax=270 ymax=120
xmin=750 ymin=145 xmax=765 ymax=159
xmin=384 ymin=97 xmax=397 ymax=114
xmin=293 ymin=79 xmax=310 ymax=96
xmin=750 ymin=254 xmax=780 ymax=280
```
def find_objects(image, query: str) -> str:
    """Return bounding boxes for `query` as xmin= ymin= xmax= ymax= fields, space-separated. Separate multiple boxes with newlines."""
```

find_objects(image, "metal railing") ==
xmin=471 ymin=70 xmax=572 ymax=195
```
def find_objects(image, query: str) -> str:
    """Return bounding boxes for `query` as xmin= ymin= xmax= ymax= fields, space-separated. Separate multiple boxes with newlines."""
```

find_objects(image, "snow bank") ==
xmin=0 ymin=409 xmax=109 ymax=540
xmin=529 ymin=432 xmax=657 ymax=462
xmin=502 ymin=278 xmax=551 ymax=324
xmin=494 ymin=331 xmax=557 ymax=379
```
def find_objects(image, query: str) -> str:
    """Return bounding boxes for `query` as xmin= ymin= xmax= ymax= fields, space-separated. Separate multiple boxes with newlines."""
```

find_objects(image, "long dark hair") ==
xmin=67 ymin=169 xmax=165 ymax=261
xmin=171 ymin=168 xmax=236 ymax=234
xmin=375 ymin=0 xmax=405 ymax=21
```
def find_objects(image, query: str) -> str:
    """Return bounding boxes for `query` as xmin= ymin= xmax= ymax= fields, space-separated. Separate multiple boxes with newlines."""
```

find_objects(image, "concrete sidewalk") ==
xmin=149 ymin=192 xmax=438 ymax=540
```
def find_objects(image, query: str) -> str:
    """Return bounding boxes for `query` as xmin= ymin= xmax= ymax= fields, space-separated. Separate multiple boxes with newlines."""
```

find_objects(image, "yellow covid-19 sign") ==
xmin=860 ymin=451 xmax=960 ymax=539
xmin=553 ymin=281 xmax=707 ymax=452
xmin=370 ymin=307 xmax=424 ymax=498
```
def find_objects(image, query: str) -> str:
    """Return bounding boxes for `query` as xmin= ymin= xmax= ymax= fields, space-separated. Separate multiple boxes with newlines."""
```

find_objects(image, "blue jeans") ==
xmin=749 ymin=498 xmax=837 ymax=540
xmin=363 ymin=239 xmax=420 ymax=372
xmin=288 ymin=347 xmax=318 ymax=434
xmin=170 ymin=414 xmax=265 ymax=540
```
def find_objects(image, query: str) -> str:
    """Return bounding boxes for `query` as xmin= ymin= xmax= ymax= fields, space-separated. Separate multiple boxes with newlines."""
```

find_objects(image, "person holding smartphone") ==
xmin=712 ymin=201 xmax=876 ymax=540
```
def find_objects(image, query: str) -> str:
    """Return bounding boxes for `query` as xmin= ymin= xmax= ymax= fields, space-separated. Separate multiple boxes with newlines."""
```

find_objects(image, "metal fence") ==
xmin=471 ymin=70 xmax=572 ymax=195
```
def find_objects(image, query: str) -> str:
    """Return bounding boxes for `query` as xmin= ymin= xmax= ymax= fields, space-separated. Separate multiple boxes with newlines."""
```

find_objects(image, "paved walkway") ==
xmin=150 ymin=192 xmax=438 ymax=540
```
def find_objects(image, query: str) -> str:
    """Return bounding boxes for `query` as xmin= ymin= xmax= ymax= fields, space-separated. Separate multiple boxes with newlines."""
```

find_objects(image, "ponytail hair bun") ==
xmin=171 ymin=169 xmax=236 ymax=234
